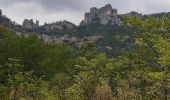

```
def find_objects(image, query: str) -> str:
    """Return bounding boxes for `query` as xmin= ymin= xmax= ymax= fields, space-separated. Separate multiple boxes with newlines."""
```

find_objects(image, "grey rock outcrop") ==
xmin=22 ymin=19 xmax=39 ymax=29
xmin=0 ymin=9 xmax=2 ymax=16
xmin=123 ymin=11 xmax=142 ymax=17
xmin=81 ymin=4 xmax=122 ymax=25
xmin=0 ymin=9 xmax=12 ymax=26
xmin=43 ymin=20 xmax=75 ymax=31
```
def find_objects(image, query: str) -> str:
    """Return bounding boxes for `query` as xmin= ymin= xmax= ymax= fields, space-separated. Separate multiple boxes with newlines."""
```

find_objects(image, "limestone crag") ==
xmin=0 ymin=5 xmax=170 ymax=38
xmin=22 ymin=19 xmax=39 ymax=29
xmin=0 ymin=9 xmax=2 ymax=16
xmin=0 ymin=9 xmax=14 ymax=27
xmin=81 ymin=4 xmax=122 ymax=25
xmin=43 ymin=20 xmax=75 ymax=31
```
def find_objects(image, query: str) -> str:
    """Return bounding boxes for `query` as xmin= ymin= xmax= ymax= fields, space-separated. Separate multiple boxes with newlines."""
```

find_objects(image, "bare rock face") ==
xmin=0 ymin=9 xmax=2 ymax=16
xmin=0 ymin=9 xmax=11 ymax=25
xmin=43 ymin=20 xmax=75 ymax=31
xmin=81 ymin=4 xmax=122 ymax=25
xmin=22 ymin=19 xmax=39 ymax=29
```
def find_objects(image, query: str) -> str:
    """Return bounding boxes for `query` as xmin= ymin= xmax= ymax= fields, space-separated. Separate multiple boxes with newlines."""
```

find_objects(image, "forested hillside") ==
xmin=0 ymin=15 xmax=170 ymax=100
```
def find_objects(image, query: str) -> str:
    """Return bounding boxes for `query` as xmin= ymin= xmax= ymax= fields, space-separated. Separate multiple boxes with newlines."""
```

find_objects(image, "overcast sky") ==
xmin=0 ymin=0 xmax=170 ymax=25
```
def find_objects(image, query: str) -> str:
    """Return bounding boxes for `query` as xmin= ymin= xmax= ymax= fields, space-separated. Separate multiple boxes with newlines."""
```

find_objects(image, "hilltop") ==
xmin=0 ymin=4 xmax=170 ymax=56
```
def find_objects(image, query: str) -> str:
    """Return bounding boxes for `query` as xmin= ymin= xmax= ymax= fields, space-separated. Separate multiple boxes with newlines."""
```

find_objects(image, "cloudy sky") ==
xmin=0 ymin=0 xmax=170 ymax=25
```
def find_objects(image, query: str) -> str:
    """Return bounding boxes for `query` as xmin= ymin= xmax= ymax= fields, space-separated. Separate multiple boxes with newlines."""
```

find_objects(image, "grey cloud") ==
xmin=0 ymin=0 xmax=90 ymax=12
xmin=38 ymin=0 xmax=87 ymax=11
xmin=0 ymin=0 xmax=170 ymax=25
xmin=1 ymin=0 xmax=170 ymax=13
xmin=0 ymin=0 xmax=32 ymax=5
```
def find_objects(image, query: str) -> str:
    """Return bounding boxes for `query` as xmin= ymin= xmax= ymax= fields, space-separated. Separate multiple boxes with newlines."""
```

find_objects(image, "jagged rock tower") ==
xmin=80 ymin=4 xmax=122 ymax=25
xmin=22 ymin=19 xmax=39 ymax=29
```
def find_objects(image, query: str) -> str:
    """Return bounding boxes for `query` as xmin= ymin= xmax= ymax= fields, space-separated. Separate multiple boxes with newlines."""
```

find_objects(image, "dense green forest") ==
xmin=0 ymin=16 xmax=170 ymax=100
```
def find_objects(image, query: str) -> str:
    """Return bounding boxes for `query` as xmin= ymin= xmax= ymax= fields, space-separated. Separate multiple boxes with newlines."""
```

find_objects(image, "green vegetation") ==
xmin=0 ymin=16 xmax=170 ymax=100
xmin=69 ymin=24 xmax=135 ymax=57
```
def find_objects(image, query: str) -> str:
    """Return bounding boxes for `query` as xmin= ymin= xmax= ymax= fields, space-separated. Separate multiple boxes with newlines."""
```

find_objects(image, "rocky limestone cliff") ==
xmin=0 ymin=9 xmax=2 ymax=16
xmin=0 ymin=9 xmax=15 ymax=28
xmin=21 ymin=19 xmax=76 ymax=34
xmin=0 ymin=9 xmax=76 ymax=35
xmin=42 ymin=20 xmax=75 ymax=31
xmin=1 ymin=6 xmax=169 ymax=56
xmin=22 ymin=19 xmax=39 ymax=29
xmin=80 ymin=4 xmax=122 ymax=25
xmin=30 ymin=20 xmax=76 ymax=36
xmin=0 ymin=5 xmax=170 ymax=36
